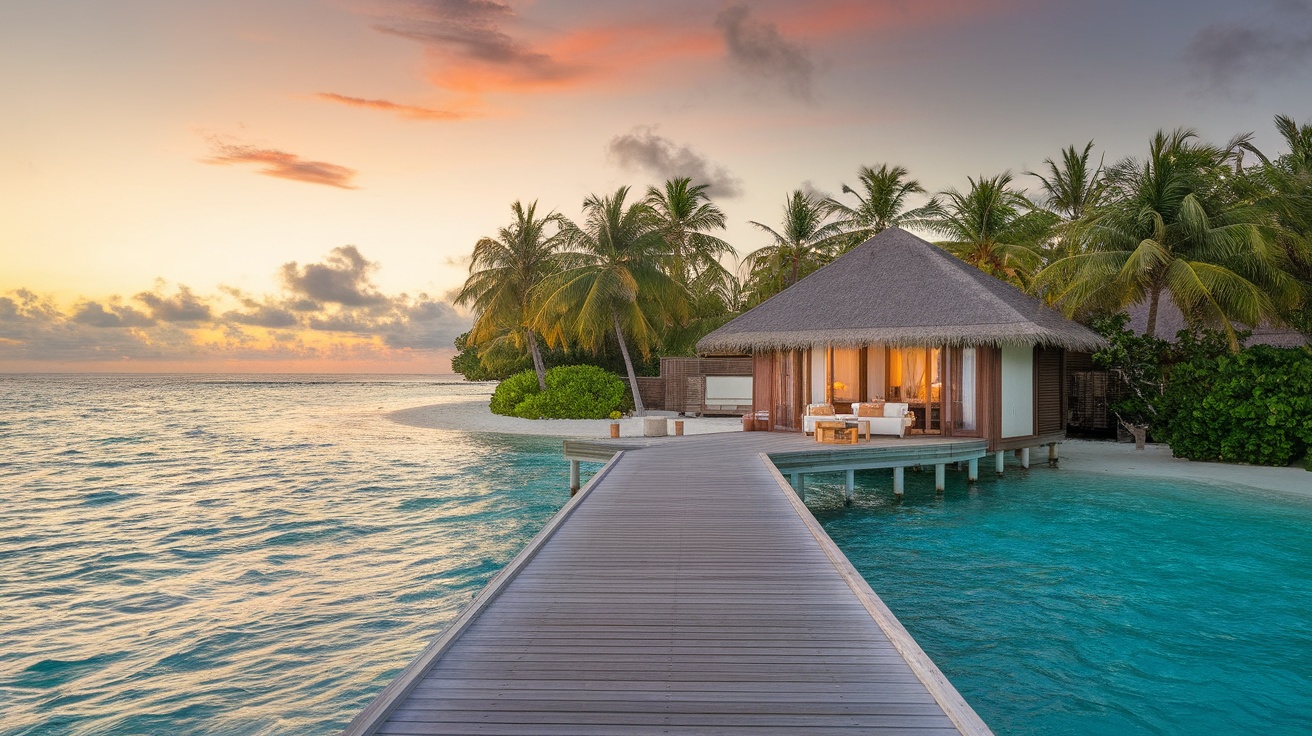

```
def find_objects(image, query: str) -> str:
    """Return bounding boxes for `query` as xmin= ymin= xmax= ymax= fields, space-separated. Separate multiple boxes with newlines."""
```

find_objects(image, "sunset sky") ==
xmin=3 ymin=0 xmax=1310 ymax=372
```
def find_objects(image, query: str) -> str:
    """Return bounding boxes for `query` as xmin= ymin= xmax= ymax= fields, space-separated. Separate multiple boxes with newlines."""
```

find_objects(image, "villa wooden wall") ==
xmin=1036 ymin=347 xmax=1065 ymax=436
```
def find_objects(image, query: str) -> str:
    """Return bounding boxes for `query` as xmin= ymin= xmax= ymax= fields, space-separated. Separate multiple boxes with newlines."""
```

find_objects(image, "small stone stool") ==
xmin=642 ymin=417 xmax=668 ymax=437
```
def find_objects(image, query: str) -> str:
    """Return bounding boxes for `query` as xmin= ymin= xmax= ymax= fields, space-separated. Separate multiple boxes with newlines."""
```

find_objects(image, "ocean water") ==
xmin=2 ymin=374 xmax=1310 ymax=735
xmin=808 ymin=468 xmax=1312 ymax=736
xmin=0 ymin=374 xmax=578 ymax=735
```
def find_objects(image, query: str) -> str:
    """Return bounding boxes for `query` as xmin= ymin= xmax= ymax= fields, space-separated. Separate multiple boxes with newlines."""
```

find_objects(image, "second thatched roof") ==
xmin=698 ymin=228 xmax=1106 ymax=354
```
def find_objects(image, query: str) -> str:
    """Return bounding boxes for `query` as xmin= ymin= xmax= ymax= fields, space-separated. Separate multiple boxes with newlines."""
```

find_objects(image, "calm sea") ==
xmin=0 ymin=374 xmax=574 ymax=735
xmin=2 ymin=374 xmax=1309 ymax=735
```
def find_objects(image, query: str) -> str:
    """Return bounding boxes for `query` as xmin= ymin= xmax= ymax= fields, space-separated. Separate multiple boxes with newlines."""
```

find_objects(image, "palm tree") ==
xmin=1275 ymin=114 xmax=1312 ymax=173
xmin=825 ymin=164 xmax=935 ymax=248
xmin=1028 ymin=142 xmax=1106 ymax=261
xmin=1039 ymin=128 xmax=1298 ymax=348
xmin=741 ymin=190 xmax=844 ymax=304
xmin=644 ymin=177 xmax=734 ymax=288
xmin=454 ymin=200 xmax=569 ymax=391
xmin=535 ymin=186 xmax=686 ymax=414
xmin=918 ymin=172 xmax=1056 ymax=288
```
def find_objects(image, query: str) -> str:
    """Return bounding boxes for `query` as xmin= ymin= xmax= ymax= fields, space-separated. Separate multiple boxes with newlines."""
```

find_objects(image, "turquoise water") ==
xmin=809 ymin=467 xmax=1312 ymax=735
xmin=3 ymin=374 xmax=1310 ymax=735
xmin=0 ymin=375 xmax=580 ymax=735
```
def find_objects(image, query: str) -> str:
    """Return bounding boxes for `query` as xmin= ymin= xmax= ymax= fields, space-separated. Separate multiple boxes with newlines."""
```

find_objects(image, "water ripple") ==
xmin=0 ymin=374 xmax=569 ymax=735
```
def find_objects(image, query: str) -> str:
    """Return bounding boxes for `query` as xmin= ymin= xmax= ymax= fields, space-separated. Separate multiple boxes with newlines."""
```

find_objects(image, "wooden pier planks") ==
xmin=346 ymin=433 xmax=992 ymax=735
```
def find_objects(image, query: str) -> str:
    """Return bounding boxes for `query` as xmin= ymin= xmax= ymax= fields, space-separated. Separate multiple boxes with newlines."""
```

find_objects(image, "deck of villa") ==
xmin=344 ymin=431 xmax=993 ymax=735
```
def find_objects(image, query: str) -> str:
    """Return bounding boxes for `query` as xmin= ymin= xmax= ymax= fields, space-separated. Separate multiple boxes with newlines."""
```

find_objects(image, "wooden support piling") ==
xmin=845 ymin=469 xmax=855 ymax=505
xmin=1020 ymin=447 xmax=1030 ymax=469
xmin=935 ymin=463 xmax=945 ymax=493
xmin=1048 ymin=442 xmax=1059 ymax=467
xmin=569 ymin=459 xmax=580 ymax=495
xmin=995 ymin=450 xmax=1005 ymax=475
xmin=967 ymin=457 xmax=978 ymax=483
xmin=893 ymin=466 xmax=905 ymax=496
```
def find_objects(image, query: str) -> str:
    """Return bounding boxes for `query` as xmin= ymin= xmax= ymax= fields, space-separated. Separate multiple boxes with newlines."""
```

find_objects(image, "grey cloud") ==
xmin=279 ymin=245 xmax=388 ymax=307
xmin=607 ymin=127 xmax=743 ymax=198
xmin=374 ymin=0 xmax=574 ymax=82
xmin=71 ymin=300 xmax=154 ymax=328
xmin=0 ymin=247 xmax=470 ymax=366
xmin=135 ymin=285 xmax=213 ymax=322
xmin=381 ymin=298 xmax=467 ymax=350
xmin=714 ymin=5 xmax=814 ymax=101
xmin=1185 ymin=7 xmax=1312 ymax=90
xmin=220 ymin=287 xmax=300 ymax=328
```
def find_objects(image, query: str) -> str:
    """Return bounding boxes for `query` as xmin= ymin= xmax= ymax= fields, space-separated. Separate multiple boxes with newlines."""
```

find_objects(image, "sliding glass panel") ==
xmin=831 ymin=348 xmax=861 ymax=404
xmin=950 ymin=347 xmax=978 ymax=432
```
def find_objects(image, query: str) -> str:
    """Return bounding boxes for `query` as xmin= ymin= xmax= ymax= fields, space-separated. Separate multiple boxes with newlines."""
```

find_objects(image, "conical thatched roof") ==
xmin=698 ymin=228 xmax=1106 ymax=354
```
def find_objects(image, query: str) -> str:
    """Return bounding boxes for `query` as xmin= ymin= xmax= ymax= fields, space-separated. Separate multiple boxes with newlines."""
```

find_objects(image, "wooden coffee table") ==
xmin=815 ymin=420 xmax=859 ymax=445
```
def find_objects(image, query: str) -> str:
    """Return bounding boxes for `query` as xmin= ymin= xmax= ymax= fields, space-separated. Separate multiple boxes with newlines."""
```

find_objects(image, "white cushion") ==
xmin=883 ymin=402 xmax=909 ymax=418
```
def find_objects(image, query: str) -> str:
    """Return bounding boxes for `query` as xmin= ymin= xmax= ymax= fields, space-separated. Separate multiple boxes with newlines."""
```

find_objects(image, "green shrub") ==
xmin=489 ymin=370 xmax=539 ymax=416
xmin=488 ymin=365 xmax=628 ymax=419
xmin=1159 ymin=346 xmax=1312 ymax=466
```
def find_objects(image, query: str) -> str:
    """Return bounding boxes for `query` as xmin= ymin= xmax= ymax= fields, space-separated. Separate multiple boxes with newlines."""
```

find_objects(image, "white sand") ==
xmin=388 ymin=396 xmax=1311 ymax=497
xmin=1055 ymin=439 xmax=1311 ymax=498
xmin=388 ymin=398 xmax=743 ymax=438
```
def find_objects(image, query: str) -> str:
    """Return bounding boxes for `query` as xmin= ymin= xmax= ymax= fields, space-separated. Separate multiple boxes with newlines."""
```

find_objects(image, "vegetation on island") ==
xmin=454 ymin=117 xmax=1312 ymax=460
xmin=490 ymin=365 xmax=630 ymax=420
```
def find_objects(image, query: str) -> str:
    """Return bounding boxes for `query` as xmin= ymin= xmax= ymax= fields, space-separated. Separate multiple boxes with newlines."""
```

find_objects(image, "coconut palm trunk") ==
xmin=613 ymin=311 xmax=645 ymax=415
xmin=526 ymin=328 xmax=547 ymax=391
xmin=1144 ymin=284 xmax=1163 ymax=339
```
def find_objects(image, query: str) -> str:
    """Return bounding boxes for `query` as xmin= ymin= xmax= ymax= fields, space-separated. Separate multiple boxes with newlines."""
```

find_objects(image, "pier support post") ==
xmin=893 ymin=466 xmax=905 ymax=496
xmin=569 ymin=460 xmax=580 ymax=496
xmin=845 ymin=470 xmax=855 ymax=506
xmin=1020 ymin=447 xmax=1030 ymax=470
xmin=934 ymin=464 xmax=945 ymax=493
xmin=967 ymin=458 xmax=978 ymax=483
xmin=792 ymin=473 xmax=804 ymax=500
xmin=995 ymin=450 xmax=1005 ymax=475
xmin=1048 ymin=442 xmax=1059 ymax=467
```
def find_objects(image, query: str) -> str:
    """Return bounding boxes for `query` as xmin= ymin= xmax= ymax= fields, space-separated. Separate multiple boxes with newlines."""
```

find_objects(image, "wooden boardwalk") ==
xmin=345 ymin=433 xmax=992 ymax=735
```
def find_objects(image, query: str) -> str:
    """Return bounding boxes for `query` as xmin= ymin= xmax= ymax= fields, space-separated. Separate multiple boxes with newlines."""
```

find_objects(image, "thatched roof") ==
xmin=698 ymin=228 xmax=1106 ymax=354
xmin=1126 ymin=293 xmax=1309 ymax=348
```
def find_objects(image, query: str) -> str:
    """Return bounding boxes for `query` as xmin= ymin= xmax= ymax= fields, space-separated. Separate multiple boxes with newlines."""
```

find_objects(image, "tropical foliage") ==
xmin=489 ymin=364 xmax=630 ymax=419
xmin=1039 ymin=128 xmax=1299 ymax=348
xmin=917 ymin=172 xmax=1058 ymax=288
xmin=454 ymin=200 xmax=569 ymax=390
xmin=454 ymin=117 xmax=1312 ymax=454
xmin=740 ymin=190 xmax=844 ymax=306
xmin=824 ymin=164 xmax=934 ymax=248
xmin=534 ymin=186 xmax=685 ymax=414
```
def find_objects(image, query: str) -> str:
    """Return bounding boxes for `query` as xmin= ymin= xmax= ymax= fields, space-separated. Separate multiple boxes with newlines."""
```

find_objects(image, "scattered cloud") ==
xmin=280 ymin=246 xmax=388 ymax=307
xmin=373 ymin=0 xmax=584 ymax=93
xmin=135 ymin=283 xmax=214 ymax=322
xmin=606 ymin=127 xmax=743 ymax=198
xmin=203 ymin=135 xmax=359 ymax=189
xmin=315 ymin=92 xmax=467 ymax=120
xmin=1185 ymin=3 xmax=1312 ymax=91
xmin=714 ymin=5 xmax=815 ymax=101
xmin=71 ymin=298 xmax=154 ymax=328
xmin=0 ymin=248 xmax=470 ymax=367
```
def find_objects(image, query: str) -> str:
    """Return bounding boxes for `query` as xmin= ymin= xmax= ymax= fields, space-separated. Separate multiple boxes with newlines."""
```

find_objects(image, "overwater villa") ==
xmin=697 ymin=228 xmax=1106 ymax=457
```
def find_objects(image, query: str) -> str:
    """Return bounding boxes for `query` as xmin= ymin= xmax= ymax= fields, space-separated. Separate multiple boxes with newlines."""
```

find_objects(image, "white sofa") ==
xmin=803 ymin=402 xmax=911 ymax=438
xmin=851 ymin=402 xmax=910 ymax=438
xmin=803 ymin=403 xmax=843 ymax=434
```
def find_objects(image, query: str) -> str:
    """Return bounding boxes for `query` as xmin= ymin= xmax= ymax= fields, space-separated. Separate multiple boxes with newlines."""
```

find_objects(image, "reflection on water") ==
xmin=0 ymin=374 xmax=579 ymax=735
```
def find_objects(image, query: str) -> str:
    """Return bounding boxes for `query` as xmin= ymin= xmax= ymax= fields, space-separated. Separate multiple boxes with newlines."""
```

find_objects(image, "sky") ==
xmin=3 ymin=0 xmax=1311 ymax=373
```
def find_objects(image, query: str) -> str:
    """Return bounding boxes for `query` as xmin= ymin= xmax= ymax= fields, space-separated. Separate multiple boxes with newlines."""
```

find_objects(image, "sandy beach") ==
xmin=390 ymin=395 xmax=1311 ymax=498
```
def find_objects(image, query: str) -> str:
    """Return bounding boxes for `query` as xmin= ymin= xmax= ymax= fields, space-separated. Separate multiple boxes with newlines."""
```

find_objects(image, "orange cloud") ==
xmin=203 ymin=136 xmax=358 ymax=189
xmin=315 ymin=92 xmax=469 ymax=120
